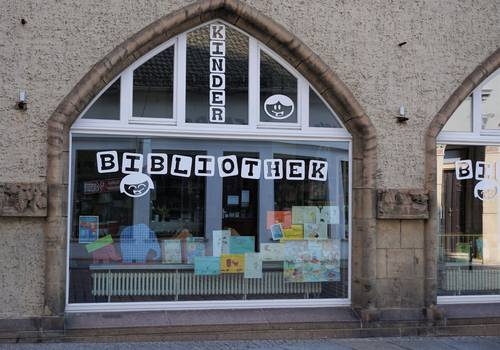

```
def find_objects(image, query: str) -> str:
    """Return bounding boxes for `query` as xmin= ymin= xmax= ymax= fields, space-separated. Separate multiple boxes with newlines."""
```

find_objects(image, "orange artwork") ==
xmin=266 ymin=211 xmax=292 ymax=229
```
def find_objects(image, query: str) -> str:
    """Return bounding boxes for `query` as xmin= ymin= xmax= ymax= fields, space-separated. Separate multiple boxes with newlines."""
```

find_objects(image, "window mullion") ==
xmin=121 ymin=69 xmax=133 ymax=124
xmin=176 ymin=33 xmax=187 ymax=127
xmin=472 ymin=89 xmax=482 ymax=135
xmin=299 ymin=79 xmax=309 ymax=130
xmin=248 ymin=38 xmax=259 ymax=128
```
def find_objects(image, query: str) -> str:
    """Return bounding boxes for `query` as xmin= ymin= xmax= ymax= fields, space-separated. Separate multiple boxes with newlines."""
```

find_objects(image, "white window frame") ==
xmin=437 ymin=68 xmax=500 ymax=305
xmin=66 ymin=19 xmax=352 ymax=313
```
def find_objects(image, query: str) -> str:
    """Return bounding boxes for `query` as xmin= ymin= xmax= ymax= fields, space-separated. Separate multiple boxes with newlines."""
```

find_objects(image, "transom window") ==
xmin=68 ymin=20 xmax=351 ymax=311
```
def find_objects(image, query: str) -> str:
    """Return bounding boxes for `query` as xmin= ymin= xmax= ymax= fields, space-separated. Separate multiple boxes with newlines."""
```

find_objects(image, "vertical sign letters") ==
xmin=209 ymin=24 xmax=226 ymax=123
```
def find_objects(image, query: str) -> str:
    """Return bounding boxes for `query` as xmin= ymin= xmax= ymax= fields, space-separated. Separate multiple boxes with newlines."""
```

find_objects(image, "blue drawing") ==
xmin=120 ymin=224 xmax=161 ymax=263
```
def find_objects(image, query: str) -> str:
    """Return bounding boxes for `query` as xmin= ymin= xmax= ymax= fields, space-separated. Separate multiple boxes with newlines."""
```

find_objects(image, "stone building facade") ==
xmin=1 ymin=0 xmax=500 ymax=339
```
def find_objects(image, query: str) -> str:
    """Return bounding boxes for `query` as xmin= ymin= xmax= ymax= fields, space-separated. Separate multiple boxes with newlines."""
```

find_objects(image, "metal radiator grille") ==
xmin=92 ymin=271 xmax=322 ymax=298
xmin=443 ymin=269 xmax=500 ymax=292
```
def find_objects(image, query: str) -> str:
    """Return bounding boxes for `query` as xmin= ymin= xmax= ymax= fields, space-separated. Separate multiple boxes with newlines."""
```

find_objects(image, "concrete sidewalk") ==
xmin=2 ymin=337 xmax=500 ymax=349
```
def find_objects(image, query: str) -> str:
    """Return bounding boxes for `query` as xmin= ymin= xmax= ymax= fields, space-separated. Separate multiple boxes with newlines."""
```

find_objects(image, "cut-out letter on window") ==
xmin=122 ymin=153 xmax=144 ymax=174
xmin=241 ymin=158 xmax=261 ymax=179
xmin=96 ymin=151 xmax=118 ymax=173
xmin=308 ymin=160 xmax=328 ymax=181
xmin=147 ymin=153 xmax=168 ymax=175
xmin=218 ymin=155 xmax=238 ymax=177
xmin=171 ymin=155 xmax=193 ymax=177
xmin=195 ymin=155 xmax=215 ymax=176
xmin=286 ymin=160 xmax=305 ymax=180
xmin=455 ymin=160 xmax=473 ymax=180
xmin=264 ymin=159 xmax=283 ymax=179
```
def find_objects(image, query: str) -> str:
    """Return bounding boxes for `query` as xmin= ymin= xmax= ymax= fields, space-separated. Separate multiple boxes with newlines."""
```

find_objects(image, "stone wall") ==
xmin=0 ymin=0 xmax=499 ymax=319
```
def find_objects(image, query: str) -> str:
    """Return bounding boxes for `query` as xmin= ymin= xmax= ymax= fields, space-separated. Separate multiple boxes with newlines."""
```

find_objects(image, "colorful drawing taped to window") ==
xmin=304 ymin=222 xmax=327 ymax=240
xmin=260 ymin=243 xmax=284 ymax=261
xmin=212 ymin=230 xmax=231 ymax=257
xmin=194 ymin=256 xmax=221 ymax=275
xmin=85 ymin=234 xmax=113 ymax=253
xmin=455 ymin=160 xmax=500 ymax=200
xmin=220 ymin=254 xmax=244 ymax=273
xmin=162 ymin=239 xmax=182 ymax=264
xmin=244 ymin=253 xmax=262 ymax=279
xmin=266 ymin=210 xmax=292 ymax=229
xmin=184 ymin=237 xmax=206 ymax=264
xmin=282 ymin=224 xmax=304 ymax=241
xmin=79 ymin=216 xmax=99 ymax=243
xmin=229 ymin=236 xmax=255 ymax=254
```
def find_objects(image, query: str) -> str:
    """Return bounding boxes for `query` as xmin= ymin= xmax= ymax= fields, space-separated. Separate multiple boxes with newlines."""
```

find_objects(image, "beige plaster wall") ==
xmin=0 ymin=0 xmax=499 ymax=318
xmin=0 ymin=218 xmax=45 ymax=318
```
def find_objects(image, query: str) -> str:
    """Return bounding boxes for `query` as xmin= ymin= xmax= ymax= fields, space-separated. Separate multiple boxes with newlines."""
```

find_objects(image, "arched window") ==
xmin=68 ymin=20 xmax=351 ymax=311
xmin=437 ymin=68 xmax=500 ymax=303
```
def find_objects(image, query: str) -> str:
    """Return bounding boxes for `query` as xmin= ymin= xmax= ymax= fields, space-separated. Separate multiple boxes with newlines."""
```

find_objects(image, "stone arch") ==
xmin=45 ymin=0 xmax=377 ymax=315
xmin=424 ymin=48 xmax=500 ymax=312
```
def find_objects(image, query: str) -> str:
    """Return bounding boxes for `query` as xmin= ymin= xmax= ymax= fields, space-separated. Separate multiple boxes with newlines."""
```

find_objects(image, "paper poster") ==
xmin=292 ymin=206 xmax=305 ymax=224
xmin=283 ymin=239 xmax=341 ymax=283
xmin=85 ymin=234 xmax=113 ymax=253
xmin=260 ymin=243 xmax=284 ymax=261
xmin=303 ymin=207 xmax=320 ymax=224
xmin=319 ymin=206 xmax=339 ymax=224
xmin=282 ymin=224 xmax=304 ymax=240
xmin=79 ymin=216 xmax=99 ymax=243
xmin=220 ymin=254 xmax=245 ymax=273
xmin=284 ymin=261 xmax=304 ymax=283
xmin=162 ymin=239 xmax=182 ymax=264
xmin=212 ymin=230 xmax=230 ymax=256
xmin=270 ymin=223 xmax=284 ymax=241
xmin=266 ymin=211 xmax=292 ymax=229
xmin=194 ymin=256 xmax=221 ymax=275
xmin=304 ymin=223 xmax=327 ymax=240
xmin=284 ymin=240 xmax=309 ymax=261
xmin=229 ymin=236 xmax=255 ymax=254
xmin=244 ymin=253 xmax=262 ymax=279
xmin=184 ymin=238 xmax=206 ymax=264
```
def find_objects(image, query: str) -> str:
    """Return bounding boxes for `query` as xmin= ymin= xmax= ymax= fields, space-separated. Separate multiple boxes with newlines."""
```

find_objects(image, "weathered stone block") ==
xmin=376 ymin=249 xmax=387 ymax=278
xmin=375 ymin=278 xmax=401 ymax=308
xmin=377 ymin=189 xmax=429 ymax=219
xmin=387 ymin=248 xmax=415 ymax=278
xmin=376 ymin=220 xmax=400 ymax=249
xmin=401 ymin=220 xmax=425 ymax=248
xmin=401 ymin=278 xmax=425 ymax=308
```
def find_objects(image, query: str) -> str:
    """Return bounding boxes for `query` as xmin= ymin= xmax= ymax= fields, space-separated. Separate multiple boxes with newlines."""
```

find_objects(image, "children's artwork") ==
xmin=194 ymin=256 xmax=221 ymax=275
xmin=304 ymin=223 xmax=328 ymax=240
xmin=120 ymin=224 xmax=161 ymax=263
xmin=244 ymin=253 xmax=262 ymax=278
xmin=86 ymin=234 xmax=113 ymax=253
xmin=303 ymin=207 xmax=320 ymax=224
xmin=79 ymin=216 xmax=99 ymax=243
xmin=270 ymin=223 xmax=284 ymax=241
xmin=220 ymin=254 xmax=245 ymax=273
xmin=283 ymin=239 xmax=341 ymax=283
xmin=319 ymin=206 xmax=340 ymax=224
xmin=284 ymin=240 xmax=309 ymax=261
xmin=291 ymin=206 xmax=305 ymax=224
xmin=184 ymin=237 xmax=206 ymax=264
xmin=162 ymin=239 xmax=182 ymax=264
xmin=212 ymin=230 xmax=230 ymax=256
xmin=282 ymin=224 xmax=304 ymax=240
xmin=266 ymin=211 xmax=292 ymax=229
xmin=284 ymin=261 xmax=304 ymax=283
xmin=260 ymin=243 xmax=284 ymax=261
xmin=229 ymin=236 xmax=255 ymax=254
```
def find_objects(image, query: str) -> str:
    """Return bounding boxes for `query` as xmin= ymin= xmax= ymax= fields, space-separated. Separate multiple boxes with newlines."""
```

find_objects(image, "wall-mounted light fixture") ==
xmin=397 ymin=105 xmax=408 ymax=123
xmin=17 ymin=90 xmax=27 ymax=110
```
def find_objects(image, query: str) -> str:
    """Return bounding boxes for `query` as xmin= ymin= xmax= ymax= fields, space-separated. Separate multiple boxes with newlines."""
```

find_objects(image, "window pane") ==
xmin=260 ymin=51 xmax=298 ymax=123
xmin=309 ymin=88 xmax=341 ymax=128
xmin=185 ymin=23 xmax=249 ymax=124
xmin=437 ymin=144 xmax=500 ymax=296
xmin=481 ymin=73 xmax=500 ymax=130
xmin=132 ymin=46 xmax=174 ymax=118
xmin=69 ymin=136 xmax=350 ymax=303
xmin=442 ymin=95 xmax=472 ymax=132
xmin=82 ymin=79 xmax=120 ymax=120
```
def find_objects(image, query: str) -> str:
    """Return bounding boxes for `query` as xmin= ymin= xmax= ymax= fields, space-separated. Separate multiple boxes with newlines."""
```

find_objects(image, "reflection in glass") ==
xmin=185 ymin=23 xmax=249 ymax=124
xmin=69 ymin=136 xmax=350 ymax=303
xmin=442 ymin=95 xmax=472 ymax=132
xmin=82 ymin=79 xmax=120 ymax=120
xmin=481 ymin=73 xmax=500 ymax=130
xmin=132 ymin=46 xmax=174 ymax=118
xmin=260 ymin=51 xmax=297 ymax=123
xmin=309 ymin=89 xmax=341 ymax=128
xmin=437 ymin=144 xmax=500 ymax=296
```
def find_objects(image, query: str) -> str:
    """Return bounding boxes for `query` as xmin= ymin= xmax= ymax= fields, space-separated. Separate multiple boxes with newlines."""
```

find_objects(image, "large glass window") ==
xmin=437 ymin=144 xmax=500 ymax=296
xmin=69 ymin=20 xmax=350 ymax=308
